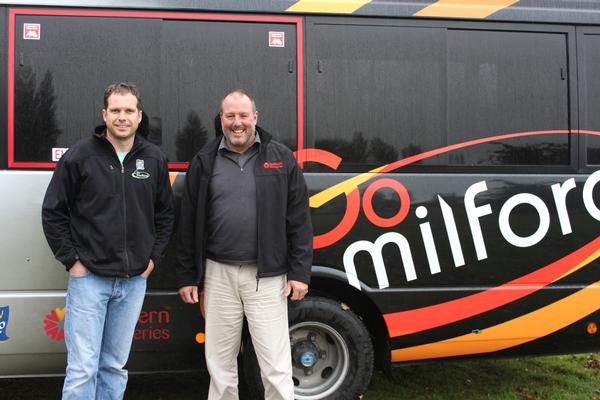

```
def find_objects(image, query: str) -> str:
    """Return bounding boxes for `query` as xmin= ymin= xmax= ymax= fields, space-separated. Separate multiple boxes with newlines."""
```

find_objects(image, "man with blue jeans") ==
xmin=42 ymin=82 xmax=174 ymax=399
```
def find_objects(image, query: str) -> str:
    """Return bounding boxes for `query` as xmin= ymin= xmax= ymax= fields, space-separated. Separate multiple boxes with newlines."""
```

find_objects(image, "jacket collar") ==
xmin=93 ymin=124 xmax=145 ymax=153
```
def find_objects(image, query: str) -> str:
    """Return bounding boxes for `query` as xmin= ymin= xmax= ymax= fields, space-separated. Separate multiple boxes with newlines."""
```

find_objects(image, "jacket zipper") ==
xmin=254 ymin=148 xmax=264 ymax=284
xmin=101 ymin=132 xmax=135 ymax=278
xmin=121 ymin=161 xmax=130 ymax=277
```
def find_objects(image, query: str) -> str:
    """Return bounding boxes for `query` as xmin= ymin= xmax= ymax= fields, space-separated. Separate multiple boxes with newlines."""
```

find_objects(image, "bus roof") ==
xmin=2 ymin=0 xmax=600 ymax=25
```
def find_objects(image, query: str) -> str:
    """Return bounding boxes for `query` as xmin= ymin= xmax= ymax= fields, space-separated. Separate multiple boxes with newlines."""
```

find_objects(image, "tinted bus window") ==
xmin=12 ymin=14 xmax=298 ymax=166
xmin=580 ymin=31 xmax=600 ymax=165
xmin=447 ymin=29 xmax=569 ymax=166
xmin=306 ymin=22 xmax=570 ymax=172
xmin=160 ymin=20 xmax=298 ymax=161
xmin=13 ymin=16 xmax=162 ymax=164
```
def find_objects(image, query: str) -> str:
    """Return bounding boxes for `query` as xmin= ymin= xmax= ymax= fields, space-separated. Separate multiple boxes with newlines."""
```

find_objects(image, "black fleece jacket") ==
xmin=175 ymin=127 xmax=313 ymax=289
xmin=42 ymin=127 xmax=174 ymax=277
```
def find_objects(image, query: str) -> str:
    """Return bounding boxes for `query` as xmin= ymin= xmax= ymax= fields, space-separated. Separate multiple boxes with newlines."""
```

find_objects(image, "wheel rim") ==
xmin=289 ymin=321 xmax=350 ymax=400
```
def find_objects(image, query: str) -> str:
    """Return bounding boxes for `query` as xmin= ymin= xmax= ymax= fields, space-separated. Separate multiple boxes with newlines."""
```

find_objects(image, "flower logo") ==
xmin=44 ymin=307 xmax=66 ymax=341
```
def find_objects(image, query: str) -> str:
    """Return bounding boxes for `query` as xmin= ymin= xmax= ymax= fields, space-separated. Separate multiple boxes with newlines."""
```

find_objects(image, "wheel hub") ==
xmin=292 ymin=339 xmax=320 ymax=369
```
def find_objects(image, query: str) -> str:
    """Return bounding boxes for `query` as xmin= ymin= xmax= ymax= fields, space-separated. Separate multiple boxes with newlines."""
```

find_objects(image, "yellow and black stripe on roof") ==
xmin=282 ymin=0 xmax=600 ymax=23
xmin=287 ymin=0 xmax=516 ymax=18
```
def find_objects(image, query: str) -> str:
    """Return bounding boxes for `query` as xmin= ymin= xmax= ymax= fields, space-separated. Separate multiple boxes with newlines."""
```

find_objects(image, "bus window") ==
xmin=11 ymin=14 xmax=298 ymax=167
xmin=306 ymin=21 xmax=570 ymax=172
xmin=579 ymin=31 xmax=600 ymax=165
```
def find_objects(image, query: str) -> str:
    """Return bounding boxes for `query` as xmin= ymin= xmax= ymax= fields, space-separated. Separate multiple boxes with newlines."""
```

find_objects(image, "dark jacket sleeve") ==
xmin=285 ymin=152 xmax=313 ymax=284
xmin=150 ymin=155 xmax=175 ymax=267
xmin=41 ymin=153 xmax=79 ymax=270
xmin=175 ymin=155 xmax=202 ymax=288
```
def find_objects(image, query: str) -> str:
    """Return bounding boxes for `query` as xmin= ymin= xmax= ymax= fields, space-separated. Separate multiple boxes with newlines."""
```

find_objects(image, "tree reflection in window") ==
xmin=175 ymin=110 xmax=208 ymax=162
xmin=14 ymin=66 xmax=62 ymax=162
xmin=490 ymin=142 xmax=569 ymax=165
xmin=312 ymin=131 xmax=399 ymax=171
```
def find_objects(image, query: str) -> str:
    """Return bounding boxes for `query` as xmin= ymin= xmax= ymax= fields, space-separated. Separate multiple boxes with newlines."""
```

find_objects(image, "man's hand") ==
xmin=284 ymin=280 xmax=308 ymax=301
xmin=178 ymin=285 xmax=199 ymax=304
xmin=69 ymin=260 xmax=89 ymax=277
xmin=141 ymin=259 xmax=155 ymax=279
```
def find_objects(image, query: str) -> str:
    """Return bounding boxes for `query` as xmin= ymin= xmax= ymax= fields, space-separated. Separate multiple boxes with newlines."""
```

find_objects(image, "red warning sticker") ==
xmin=269 ymin=31 xmax=285 ymax=48
xmin=23 ymin=23 xmax=41 ymax=40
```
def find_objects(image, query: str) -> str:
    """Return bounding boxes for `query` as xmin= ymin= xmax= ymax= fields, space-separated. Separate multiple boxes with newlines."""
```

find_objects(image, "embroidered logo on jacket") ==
xmin=132 ymin=159 xmax=150 ymax=179
xmin=132 ymin=170 xmax=150 ymax=179
xmin=263 ymin=161 xmax=284 ymax=169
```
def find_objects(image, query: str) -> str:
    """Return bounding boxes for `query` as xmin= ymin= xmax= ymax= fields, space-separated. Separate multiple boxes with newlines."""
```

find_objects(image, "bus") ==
xmin=2 ymin=0 xmax=600 ymax=398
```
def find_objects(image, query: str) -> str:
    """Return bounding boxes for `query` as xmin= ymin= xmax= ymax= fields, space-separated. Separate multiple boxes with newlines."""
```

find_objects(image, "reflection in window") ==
xmin=490 ymin=142 xmax=569 ymax=165
xmin=308 ymin=24 xmax=570 ymax=172
xmin=311 ymin=132 xmax=399 ymax=170
xmin=581 ymin=34 xmax=600 ymax=166
xmin=12 ymin=15 xmax=297 ymax=165
xmin=589 ymin=142 xmax=600 ymax=165
xmin=175 ymin=111 xmax=209 ymax=162
xmin=14 ymin=66 xmax=62 ymax=162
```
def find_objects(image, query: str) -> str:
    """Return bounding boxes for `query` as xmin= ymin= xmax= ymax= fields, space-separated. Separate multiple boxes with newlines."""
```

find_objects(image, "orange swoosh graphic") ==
xmin=392 ymin=280 xmax=600 ymax=362
xmin=384 ymin=236 xmax=600 ymax=337
xmin=169 ymin=171 xmax=178 ymax=187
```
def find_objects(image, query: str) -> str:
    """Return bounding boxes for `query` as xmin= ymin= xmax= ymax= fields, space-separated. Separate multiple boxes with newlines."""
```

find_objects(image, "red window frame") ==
xmin=7 ymin=8 xmax=304 ymax=169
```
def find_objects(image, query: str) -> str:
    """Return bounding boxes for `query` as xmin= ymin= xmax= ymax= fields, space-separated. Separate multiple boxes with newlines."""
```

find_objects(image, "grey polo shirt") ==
xmin=205 ymin=134 xmax=261 ymax=264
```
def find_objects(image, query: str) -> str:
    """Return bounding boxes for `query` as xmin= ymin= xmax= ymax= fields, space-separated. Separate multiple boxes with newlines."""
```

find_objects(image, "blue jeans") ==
xmin=62 ymin=272 xmax=146 ymax=400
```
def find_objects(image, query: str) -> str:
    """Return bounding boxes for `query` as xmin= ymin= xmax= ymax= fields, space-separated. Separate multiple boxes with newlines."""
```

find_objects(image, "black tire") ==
xmin=241 ymin=296 xmax=374 ymax=400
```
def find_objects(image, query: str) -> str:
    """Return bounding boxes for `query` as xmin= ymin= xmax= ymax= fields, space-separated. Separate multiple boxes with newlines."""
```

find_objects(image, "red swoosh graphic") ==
xmin=391 ymin=280 xmax=600 ymax=362
xmin=383 ymin=129 xmax=600 ymax=173
xmin=384 ymin=235 xmax=600 ymax=338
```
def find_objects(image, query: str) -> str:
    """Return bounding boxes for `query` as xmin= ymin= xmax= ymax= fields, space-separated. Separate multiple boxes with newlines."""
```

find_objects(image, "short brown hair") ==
xmin=220 ymin=89 xmax=256 ymax=113
xmin=103 ymin=82 xmax=141 ymax=109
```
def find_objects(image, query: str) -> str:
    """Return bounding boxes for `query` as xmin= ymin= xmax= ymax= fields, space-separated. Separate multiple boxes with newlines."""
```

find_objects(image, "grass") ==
xmin=368 ymin=353 xmax=600 ymax=400
xmin=2 ymin=353 xmax=600 ymax=399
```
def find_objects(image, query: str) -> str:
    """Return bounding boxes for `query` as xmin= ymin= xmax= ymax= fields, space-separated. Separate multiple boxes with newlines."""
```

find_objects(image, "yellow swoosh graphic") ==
xmin=391 ymin=280 xmax=600 ymax=362
xmin=556 ymin=249 xmax=600 ymax=282
xmin=310 ymin=165 xmax=387 ymax=208
xmin=287 ymin=0 xmax=371 ymax=14
xmin=415 ymin=0 xmax=519 ymax=19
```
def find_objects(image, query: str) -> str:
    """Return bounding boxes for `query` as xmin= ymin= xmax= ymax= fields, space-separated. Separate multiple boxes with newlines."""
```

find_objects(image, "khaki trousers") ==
xmin=204 ymin=259 xmax=294 ymax=400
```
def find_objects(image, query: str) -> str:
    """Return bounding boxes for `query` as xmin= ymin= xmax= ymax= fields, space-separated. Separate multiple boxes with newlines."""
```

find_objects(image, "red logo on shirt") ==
xmin=263 ymin=161 xmax=284 ymax=169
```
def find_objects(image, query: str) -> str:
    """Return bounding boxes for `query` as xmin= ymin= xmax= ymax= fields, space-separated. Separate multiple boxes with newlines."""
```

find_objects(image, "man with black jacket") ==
xmin=42 ymin=82 xmax=174 ymax=400
xmin=176 ymin=90 xmax=312 ymax=400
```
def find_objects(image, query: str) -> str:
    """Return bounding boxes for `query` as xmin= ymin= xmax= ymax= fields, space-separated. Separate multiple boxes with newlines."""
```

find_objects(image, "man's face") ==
xmin=220 ymin=93 xmax=258 ymax=153
xmin=102 ymin=93 xmax=142 ymax=143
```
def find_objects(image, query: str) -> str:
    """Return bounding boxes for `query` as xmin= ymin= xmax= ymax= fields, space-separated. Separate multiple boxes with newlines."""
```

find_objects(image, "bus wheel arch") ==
xmin=308 ymin=272 xmax=391 ymax=375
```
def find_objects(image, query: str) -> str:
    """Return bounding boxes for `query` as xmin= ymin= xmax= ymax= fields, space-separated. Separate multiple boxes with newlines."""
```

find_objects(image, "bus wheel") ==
xmin=242 ymin=296 xmax=374 ymax=400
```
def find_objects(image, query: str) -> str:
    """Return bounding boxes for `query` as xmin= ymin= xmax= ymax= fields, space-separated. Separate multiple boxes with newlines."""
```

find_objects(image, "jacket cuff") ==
xmin=59 ymin=253 xmax=79 ymax=271
xmin=150 ymin=252 xmax=163 ymax=268
xmin=176 ymin=273 xmax=201 ymax=289
xmin=287 ymin=270 xmax=310 ymax=285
